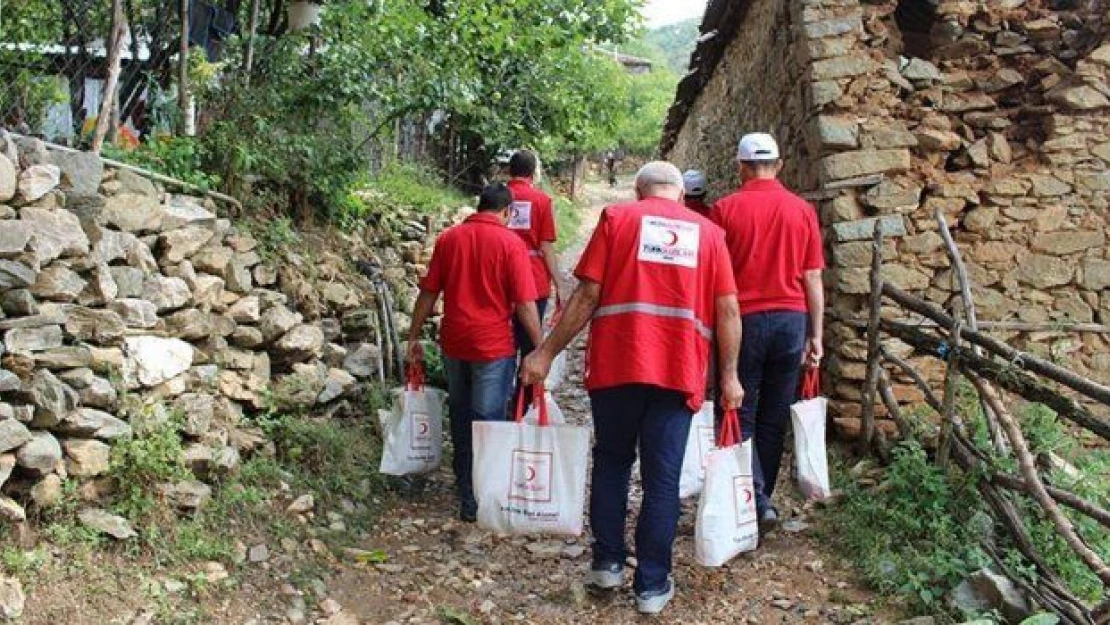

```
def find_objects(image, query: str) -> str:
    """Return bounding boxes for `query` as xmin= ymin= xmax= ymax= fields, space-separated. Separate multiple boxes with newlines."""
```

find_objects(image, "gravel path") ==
xmin=325 ymin=180 xmax=896 ymax=624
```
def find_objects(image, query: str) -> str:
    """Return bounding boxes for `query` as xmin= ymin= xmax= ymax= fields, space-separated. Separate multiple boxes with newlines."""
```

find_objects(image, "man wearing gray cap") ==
xmin=521 ymin=161 xmax=743 ymax=615
xmin=710 ymin=133 xmax=825 ymax=528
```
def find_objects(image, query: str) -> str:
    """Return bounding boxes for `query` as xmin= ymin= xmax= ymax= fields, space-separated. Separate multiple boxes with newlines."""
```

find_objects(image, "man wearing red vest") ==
xmin=505 ymin=150 xmax=562 ymax=410
xmin=409 ymin=183 xmax=543 ymax=522
xmin=710 ymin=133 xmax=825 ymax=528
xmin=521 ymin=162 xmax=743 ymax=615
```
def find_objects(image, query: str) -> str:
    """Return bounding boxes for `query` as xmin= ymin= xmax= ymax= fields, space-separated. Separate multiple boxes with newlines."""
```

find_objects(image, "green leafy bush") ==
xmin=824 ymin=443 xmax=991 ymax=614
xmin=104 ymin=136 xmax=220 ymax=191
xmin=109 ymin=412 xmax=191 ymax=522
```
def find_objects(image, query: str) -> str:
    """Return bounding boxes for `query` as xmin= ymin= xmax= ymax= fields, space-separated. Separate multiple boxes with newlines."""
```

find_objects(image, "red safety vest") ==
xmin=574 ymin=197 xmax=736 ymax=411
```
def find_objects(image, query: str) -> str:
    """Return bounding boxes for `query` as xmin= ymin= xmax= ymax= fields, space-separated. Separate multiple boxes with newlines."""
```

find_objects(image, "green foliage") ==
xmin=553 ymin=196 xmax=584 ymax=254
xmin=610 ymin=66 xmax=678 ymax=157
xmin=824 ymin=443 xmax=992 ymax=615
xmin=255 ymin=216 xmax=301 ymax=260
xmin=108 ymin=412 xmax=191 ymax=522
xmin=366 ymin=163 xmax=470 ymax=216
xmin=104 ymin=137 xmax=220 ymax=191
xmin=643 ymin=17 xmax=700 ymax=73
xmin=420 ymin=341 xmax=448 ymax=389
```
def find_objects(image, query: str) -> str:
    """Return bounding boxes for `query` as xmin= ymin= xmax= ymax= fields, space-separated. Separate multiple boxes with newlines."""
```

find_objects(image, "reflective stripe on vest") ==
xmin=593 ymin=303 xmax=712 ymax=340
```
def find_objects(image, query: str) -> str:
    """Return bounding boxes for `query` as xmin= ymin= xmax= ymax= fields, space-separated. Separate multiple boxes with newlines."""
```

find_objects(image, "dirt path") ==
xmin=327 ymin=179 xmax=892 ymax=624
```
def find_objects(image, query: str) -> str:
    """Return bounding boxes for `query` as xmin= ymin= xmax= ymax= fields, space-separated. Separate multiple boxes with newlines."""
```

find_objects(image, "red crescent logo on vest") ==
xmin=665 ymin=230 xmax=679 ymax=246
xmin=525 ymin=466 xmax=537 ymax=482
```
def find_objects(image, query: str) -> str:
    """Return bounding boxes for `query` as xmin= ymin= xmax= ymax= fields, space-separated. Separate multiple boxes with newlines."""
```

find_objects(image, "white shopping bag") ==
xmin=791 ymin=369 xmax=831 ymax=501
xmin=696 ymin=410 xmax=758 ymax=566
xmin=473 ymin=385 xmax=590 ymax=536
xmin=378 ymin=365 xmax=446 ymax=476
xmin=520 ymin=388 xmax=566 ymax=426
xmin=679 ymin=402 xmax=716 ymax=499
xmin=543 ymin=303 xmax=567 ymax=391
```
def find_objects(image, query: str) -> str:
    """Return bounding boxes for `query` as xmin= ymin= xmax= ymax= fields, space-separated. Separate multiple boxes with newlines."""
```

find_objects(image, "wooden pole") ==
xmin=879 ymin=346 xmax=942 ymax=413
xmin=968 ymin=372 xmax=1110 ymax=588
xmin=859 ymin=220 xmax=884 ymax=453
xmin=936 ymin=208 xmax=1009 ymax=455
xmin=178 ymin=0 xmax=190 ymax=135
xmin=937 ymin=315 xmax=961 ymax=468
xmin=244 ymin=0 xmax=262 ymax=86
xmin=882 ymin=318 xmax=1110 ymax=441
xmin=882 ymin=283 xmax=1110 ymax=408
xmin=91 ymin=0 xmax=125 ymax=154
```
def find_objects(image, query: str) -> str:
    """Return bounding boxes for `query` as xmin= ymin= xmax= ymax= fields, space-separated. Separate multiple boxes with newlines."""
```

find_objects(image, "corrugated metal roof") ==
xmin=659 ymin=0 xmax=753 ymax=155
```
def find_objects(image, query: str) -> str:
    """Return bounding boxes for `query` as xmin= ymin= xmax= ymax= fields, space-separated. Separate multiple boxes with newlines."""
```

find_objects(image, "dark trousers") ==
xmin=738 ymin=311 xmax=807 ymax=514
xmin=444 ymin=356 xmax=515 ymax=507
xmin=589 ymin=385 xmax=692 ymax=593
xmin=512 ymin=297 xmax=549 ymax=410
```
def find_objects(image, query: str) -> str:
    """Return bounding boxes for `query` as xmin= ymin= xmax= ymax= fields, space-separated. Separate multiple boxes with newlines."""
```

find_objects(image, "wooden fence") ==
xmin=853 ymin=211 xmax=1110 ymax=624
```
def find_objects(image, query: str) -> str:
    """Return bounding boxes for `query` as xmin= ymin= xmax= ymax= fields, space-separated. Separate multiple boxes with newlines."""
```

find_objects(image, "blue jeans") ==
xmin=589 ymin=385 xmax=692 ymax=594
xmin=738 ymin=311 xmax=807 ymax=514
xmin=444 ymin=356 xmax=516 ymax=507
xmin=512 ymin=297 xmax=549 ymax=411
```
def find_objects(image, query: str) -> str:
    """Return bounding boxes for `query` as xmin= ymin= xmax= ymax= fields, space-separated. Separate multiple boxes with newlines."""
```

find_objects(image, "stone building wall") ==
xmin=0 ymin=132 xmax=436 ymax=521
xmin=664 ymin=0 xmax=1110 ymax=431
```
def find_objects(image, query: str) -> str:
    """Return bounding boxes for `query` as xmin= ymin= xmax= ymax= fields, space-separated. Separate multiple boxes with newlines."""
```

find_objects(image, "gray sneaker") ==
xmin=758 ymin=506 xmax=780 ymax=533
xmin=636 ymin=576 xmax=675 ymax=615
xmin=585 ymin=561 xmax=624 ymax=590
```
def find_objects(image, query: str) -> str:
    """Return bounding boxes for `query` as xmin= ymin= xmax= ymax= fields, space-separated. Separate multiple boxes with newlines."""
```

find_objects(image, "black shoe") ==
xmin=460 ymin=501 xmax=477 ymax=523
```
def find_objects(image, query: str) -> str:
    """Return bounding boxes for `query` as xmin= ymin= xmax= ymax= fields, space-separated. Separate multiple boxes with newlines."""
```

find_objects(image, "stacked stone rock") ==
xmin=666 ymin=0 xmax=1110 ymax=434
xmin=0 ymin=132 xmax=408 ymax=523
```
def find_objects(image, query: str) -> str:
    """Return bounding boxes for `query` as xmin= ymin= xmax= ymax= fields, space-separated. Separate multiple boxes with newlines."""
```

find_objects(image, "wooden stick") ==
xmin=860 ymin=220 xmax=884 ymax=453
xmin=883 ymin=283 xmax=1110 ymax=407
xmin=882 ymin=318 xmax=1110 ymax=440
xmin=839 ymin=317 xmax=1110 ymax=334
xmin=877 ymin=370 xmax=914 ymax=440
xmin=990 ymin=473 xmax=1110 ymax=530
xmin=937 ymin=316 xmax=962 ymax=468
xmin=879 ymin=347 xmax=943 ymax=412
xmin=244 ymin=0 xmax=262 ymax=86
xmin=92 ymin=0 xmax=125 ymax=154
xmin=936 ymin=208 xmax=1009 ymax=455
xmin=11 ymin=132 xmax=243 ymax=210
xmin=968 ymin=372 xmax=1110 ymax=587
xmin=178 ymin=0 xmax=190 ymax=135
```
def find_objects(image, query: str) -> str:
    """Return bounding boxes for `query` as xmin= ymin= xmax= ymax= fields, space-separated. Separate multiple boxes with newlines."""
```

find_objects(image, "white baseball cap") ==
xmin=682 ymin=170 xmax=708 ymax=196
xmin=737 ymin=133 xmax=780 ymax=162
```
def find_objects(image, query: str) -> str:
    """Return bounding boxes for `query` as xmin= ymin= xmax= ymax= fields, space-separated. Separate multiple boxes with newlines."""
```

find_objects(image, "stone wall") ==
xmin=0 ymin=132 xmax=434 ymax=522
xmin=664 ymin=0 xmax=1110 ymax=431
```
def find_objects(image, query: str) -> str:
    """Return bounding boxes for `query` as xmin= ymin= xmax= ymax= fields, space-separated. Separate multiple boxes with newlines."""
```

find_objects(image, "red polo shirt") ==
xmin=506 ymin=179 xmax=557 ymax=298
xmin=576 ymin=197 xmax=736 ymax=411
xmin=710 ymin=178 xmax=825 ymax=315
xmin=684 ymin=198 xmax=713 ymax=218
xmin=420 ymin=213 xmax=538 ymax=362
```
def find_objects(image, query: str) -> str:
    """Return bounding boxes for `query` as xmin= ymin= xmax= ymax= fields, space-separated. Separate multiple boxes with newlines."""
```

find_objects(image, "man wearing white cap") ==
xmin=682 ymin=169 xmax=713 ymax=217
xmin=710 ymin=133 xmax=825 ymax=528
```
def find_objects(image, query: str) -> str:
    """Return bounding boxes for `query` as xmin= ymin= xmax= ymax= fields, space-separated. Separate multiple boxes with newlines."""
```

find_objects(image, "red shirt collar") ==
xmin=508 ymin=178 xmax=534 ymax=189
xmin=740 ymin=178 xmax=785 ymax=192
xmin=465 ymin=212 xmax=504 ymax=226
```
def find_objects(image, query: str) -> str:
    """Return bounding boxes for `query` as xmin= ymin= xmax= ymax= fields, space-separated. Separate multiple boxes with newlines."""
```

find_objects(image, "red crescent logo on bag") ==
xmin=526 ymin=466 xmax=537 ymax=482
xmin=745 ymin=489 xmax=753 ymax=503
xmin=418 ymin=422 xmax=429 ymax=435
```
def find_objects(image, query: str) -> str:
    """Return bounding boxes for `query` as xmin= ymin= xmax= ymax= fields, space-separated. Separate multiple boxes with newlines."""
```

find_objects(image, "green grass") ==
xmin=365 ymin=162 xmax=470 ymax=216
xmin=552 ymin=195 xmax=584 ymax=254
xmin=824 ymin=398 xmax=1110 ymax=618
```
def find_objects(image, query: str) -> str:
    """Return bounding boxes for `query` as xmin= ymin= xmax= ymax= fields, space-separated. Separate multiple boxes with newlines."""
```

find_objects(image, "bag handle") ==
xmin=405 ymin=362 xmax=426 ymax=391
xmin=513 ymin=384 xmax=550 ymax=426
xmin=717 ymin=409 xmax=740 ymax=448
xmin=800 ymin=368 xmax=820 ymax=400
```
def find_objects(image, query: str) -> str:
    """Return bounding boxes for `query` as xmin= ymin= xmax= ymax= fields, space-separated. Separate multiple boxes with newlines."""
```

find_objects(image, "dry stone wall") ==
xmin=665 ymin=0 xmax=1110 ymax=432
xmin=0 ymin=131 xmax=434 ymax=522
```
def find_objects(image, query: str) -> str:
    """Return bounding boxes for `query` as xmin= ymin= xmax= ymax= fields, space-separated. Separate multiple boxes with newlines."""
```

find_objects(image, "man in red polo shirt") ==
xmin=409 ymin=183 xmax=542 ymax=522
xmin=521 ymin=162 xmax=743 ymax=615
xmin=710 ymin=133 xmax=825 ymax=528
xmin=505 ymin=150 xmax=561 ymax=410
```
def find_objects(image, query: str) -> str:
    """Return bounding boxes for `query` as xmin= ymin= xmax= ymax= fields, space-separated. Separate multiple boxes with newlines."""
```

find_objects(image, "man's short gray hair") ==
xmin=635 ymin=161 xmax=684 ymax=192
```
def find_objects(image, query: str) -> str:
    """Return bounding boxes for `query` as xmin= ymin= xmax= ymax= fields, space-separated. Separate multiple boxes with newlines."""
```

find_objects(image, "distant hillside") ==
xmin=645 ymin=17 xmax=700 ymax=74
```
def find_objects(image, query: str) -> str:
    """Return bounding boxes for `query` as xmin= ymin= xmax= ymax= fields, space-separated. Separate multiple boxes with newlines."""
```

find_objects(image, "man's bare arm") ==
xmin=715 ymin=294 xmax=744 ymax=410
xmin=540 ymin=241 xmax=563 ymax=300
xmin=407 ymin=290 xmax=439 ymax=359
xmin=803 ymin=269 xmax=825 ymax=367
xmin=514 ymin=300 xmax=543 ymax=349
